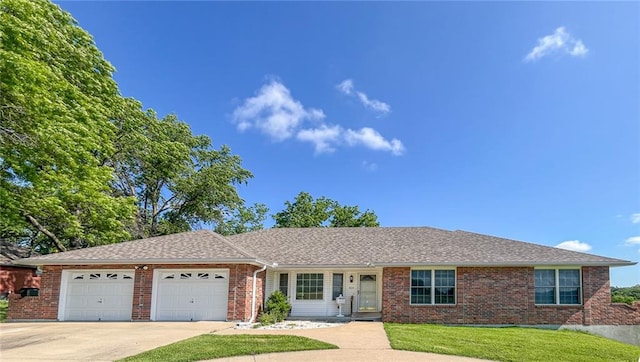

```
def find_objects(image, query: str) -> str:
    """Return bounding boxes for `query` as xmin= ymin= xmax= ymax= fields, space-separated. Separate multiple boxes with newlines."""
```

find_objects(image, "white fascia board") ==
xmin=373 ymin=261 xmax=636 ymax=267
xmin=14 ymin=258 xmax=268 ymax=266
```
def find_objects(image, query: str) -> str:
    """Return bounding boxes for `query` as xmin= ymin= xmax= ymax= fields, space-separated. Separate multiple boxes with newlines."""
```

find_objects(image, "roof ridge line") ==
xmin=204 ymin=229 xmax=261 ymax=261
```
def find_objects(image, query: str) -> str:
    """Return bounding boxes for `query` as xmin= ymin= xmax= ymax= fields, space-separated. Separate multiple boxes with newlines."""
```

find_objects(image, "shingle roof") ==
xmin=17 ymin=230 xmax=260 ymax=265
xmin=227 ymin=227 xmax=634 ymax=267
xmin=15 ymin=227 xmax=634 ymax=267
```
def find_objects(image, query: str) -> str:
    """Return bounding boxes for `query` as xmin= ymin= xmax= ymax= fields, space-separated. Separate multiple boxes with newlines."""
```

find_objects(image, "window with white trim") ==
xmin=296 ymin=273 xmax=323 ymax=300
xmin=410 ymin=269 xmax=456 ymax=305
xmin=534 ymin=268 xmax=581 ymax=305
xmin=279 ymin=273 xmax=289 ymax=296
xmin=332 ymin=273 xmax=344 ymax=300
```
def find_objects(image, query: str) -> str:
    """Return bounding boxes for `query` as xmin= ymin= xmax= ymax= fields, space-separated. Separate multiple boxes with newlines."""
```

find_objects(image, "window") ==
xmin=296 ymin=273 xmax=323 ymax=300
xmin=410 ymin=269 xmax=456 ymax=305
xmin=279 ymin=273 xmax=289 ymax=296
xmin=535 ymin=268 xmax=581 ymax=305
xmin=332 ymin=273 xmax=344 ymax=300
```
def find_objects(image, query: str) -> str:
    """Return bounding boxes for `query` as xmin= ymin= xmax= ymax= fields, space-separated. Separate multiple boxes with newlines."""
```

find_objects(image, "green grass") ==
xmin=384 ymin=323 xmax=640 ymax=362
xmin=0 ymin=300 xmax=7 ymax=322
xmin=118 ymin=334 xmax=338 ymax=362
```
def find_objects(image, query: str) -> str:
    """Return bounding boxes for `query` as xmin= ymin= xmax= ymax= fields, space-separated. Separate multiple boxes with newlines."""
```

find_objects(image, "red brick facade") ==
xmin=0 ymin=265 xmax=41 ymax=295
xmin=9 ymin=264 xmax=637 ymax=326
xmin=7 ymin=264 xmax=265 ymax=322
xmin=382 ymin=266 xmax=639 ymax=325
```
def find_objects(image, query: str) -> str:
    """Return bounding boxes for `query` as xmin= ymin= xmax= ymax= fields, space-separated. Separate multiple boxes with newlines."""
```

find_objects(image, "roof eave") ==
xmin=267 ymin=260 xmax=636 ymax=269
xmin=373 ymin=261 xmax=636 ymax=268
xmin=14 ymin=258 xmax=270 ymax=267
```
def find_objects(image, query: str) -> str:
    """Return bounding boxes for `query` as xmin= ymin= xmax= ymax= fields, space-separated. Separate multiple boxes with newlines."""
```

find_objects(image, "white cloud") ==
xmin=233 ymin=80 xmax=405 ymax=156
xmin=337 ymin=79 xmax=354 ymax=95
xmin=356 ymin=92 xmax=391 ymax=113
xmin=556 ymin=240 xmax=592 ymax=252
xmin=569 ymin=40 xmax=588 ymax=57
xmin=232 ymin=81 xmax=325 ymax=141
xmin=625 ymin=236 xmax=640 ymax=245
xmin=296 ymin=125 xmax=342 ymax=154
xmin=524 ymin=27 xmax=589 ymax=62
xmin=631 ymin=213 xmax=640 ymax=224
xmin=344 ymin=127 xmax=405 ymax=156
xmin=362 ymin=161 xmax=378 ymax=171
xmin=337 ymin=79 xmax=390 ymax=114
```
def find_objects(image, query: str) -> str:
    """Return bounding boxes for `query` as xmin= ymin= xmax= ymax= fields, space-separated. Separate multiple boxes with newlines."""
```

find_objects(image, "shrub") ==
xmin=259 ymin=291 xmax=291 ymax=325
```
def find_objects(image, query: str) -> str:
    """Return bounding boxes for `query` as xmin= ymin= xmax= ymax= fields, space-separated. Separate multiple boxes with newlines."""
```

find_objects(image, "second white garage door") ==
xmin=152 ymin=269 xmax=229 ymax=321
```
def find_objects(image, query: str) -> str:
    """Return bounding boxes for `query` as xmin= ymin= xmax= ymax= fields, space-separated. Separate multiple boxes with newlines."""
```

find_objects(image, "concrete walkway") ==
xmin=212 ymin=321 xmax=488 ymax=361
xmin=0 ymin=321 xmax=234 ymax=361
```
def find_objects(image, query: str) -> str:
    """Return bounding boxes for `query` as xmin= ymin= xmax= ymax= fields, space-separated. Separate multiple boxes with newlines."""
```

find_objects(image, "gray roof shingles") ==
xmin=15 ymin=227 xmax=634 ymax=267
xmin=227 ymin=227 xmax=633 ymax=267
xmin=19 ymin=230 xmax=258 ymax=264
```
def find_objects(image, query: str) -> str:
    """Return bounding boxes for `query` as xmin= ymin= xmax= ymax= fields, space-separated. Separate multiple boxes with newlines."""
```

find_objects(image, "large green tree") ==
xmin=273 ymin=191 xmax=379 ymax=228
xmin=0 ymin=0 xmax=135 ymax=252
xmin=109 ymin=108 xmax=253 ymax=239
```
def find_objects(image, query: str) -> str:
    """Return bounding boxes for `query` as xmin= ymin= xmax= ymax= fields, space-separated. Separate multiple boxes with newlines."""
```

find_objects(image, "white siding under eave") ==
xmin=270 ymin=269 xmax=382 ymax=318
xmin=264 ymin=270 xmax=276 ymax=307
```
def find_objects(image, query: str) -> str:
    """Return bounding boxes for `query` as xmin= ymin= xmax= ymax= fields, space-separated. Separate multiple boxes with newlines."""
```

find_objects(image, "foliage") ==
xmin=0 ymin=0 xmax=136 ymax=252
xmin=259 ymin=290 xmax=291 ymax=325
xmin=612 ymin=285 xmax=640 ymax=305
xmin=612 ymin=295 xmax=636 ymax=305
xmin=384 ymin=323 xmax=640 ymax=362
xmin=273 ymin=191 xmax=379 ymax=228
xmin=214 ymin=203 xmax=267 ymax=236
xmin=108 ymin=107 xmax=252 ymax=239
xmin=0 ymin=299 xmax=7 ymax=322
xmin=118 ymin=334 xmax=337 ymax=362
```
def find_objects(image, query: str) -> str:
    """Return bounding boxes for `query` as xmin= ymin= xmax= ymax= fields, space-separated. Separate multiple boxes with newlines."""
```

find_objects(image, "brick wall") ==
xmin=8 ymin=265 xmax=61 ymax=320
xmin=382 ymin=266 xmax=640 ymax=326
xmin=0 ymin=266 xmax=41 ymax=294
xmin=7 ymin=263 xmax=265 ymax=322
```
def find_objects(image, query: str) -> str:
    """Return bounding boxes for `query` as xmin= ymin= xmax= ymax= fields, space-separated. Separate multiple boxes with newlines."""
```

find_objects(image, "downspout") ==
xmin=249 ymin=263 xmax=268 ymax=323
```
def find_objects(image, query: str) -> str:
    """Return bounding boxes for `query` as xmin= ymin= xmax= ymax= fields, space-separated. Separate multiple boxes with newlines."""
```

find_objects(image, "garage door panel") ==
xmin=154 ymin=269 xmax=229 ymax=321
xmin=62 ymin=271 xmax=134 ymax=321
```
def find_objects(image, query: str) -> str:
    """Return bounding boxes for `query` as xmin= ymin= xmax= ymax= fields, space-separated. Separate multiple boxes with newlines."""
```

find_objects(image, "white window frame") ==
xmin=295 ymin=272 xmax=324 ymax=301
xmin=534 ymin=267 xmax=582 ymax=306
xmin=409 ymin=268 xmax=457 ymax=306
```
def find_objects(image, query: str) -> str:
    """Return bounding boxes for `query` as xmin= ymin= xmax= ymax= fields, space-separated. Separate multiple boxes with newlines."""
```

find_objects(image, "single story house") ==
xmin=7 ymin=227 xmax=638 ymax=328
xmin=1 ymin=240 xmax=41 ymax=298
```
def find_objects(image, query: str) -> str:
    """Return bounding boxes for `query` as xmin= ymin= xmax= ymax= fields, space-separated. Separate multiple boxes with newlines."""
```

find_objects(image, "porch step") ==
xmin=350 ymin=312 xmax=382 ymax=322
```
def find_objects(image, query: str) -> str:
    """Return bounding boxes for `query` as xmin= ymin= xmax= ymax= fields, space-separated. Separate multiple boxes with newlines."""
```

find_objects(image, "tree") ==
xmin=109 ymin=109 xmax=253 ymax=239
xmin=0 ymin=0 xmax=136 ymax=252
xmin=272 ymin=191 xmax=379 ymax=228
xmin=214 ymin=203 xmax=268 ymax=236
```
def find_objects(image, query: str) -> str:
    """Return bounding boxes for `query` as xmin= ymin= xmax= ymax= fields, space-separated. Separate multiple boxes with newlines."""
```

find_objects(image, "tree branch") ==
xmin=24 ymin=214 xmax=67 ymax=252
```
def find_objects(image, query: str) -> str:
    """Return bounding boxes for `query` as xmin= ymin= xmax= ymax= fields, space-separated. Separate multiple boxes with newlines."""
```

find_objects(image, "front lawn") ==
xmin=118 ymin=334 xmax=338 ymax=362
xmin=384 ymin=323 xmax=640 ymax=362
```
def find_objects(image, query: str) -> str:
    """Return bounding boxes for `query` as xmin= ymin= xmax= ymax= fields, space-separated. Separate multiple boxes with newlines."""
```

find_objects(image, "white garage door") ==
xmin=62 ymin=270 xmax=134 ymax=321
xmin=153 ymin=269 xmax=229 ymax=321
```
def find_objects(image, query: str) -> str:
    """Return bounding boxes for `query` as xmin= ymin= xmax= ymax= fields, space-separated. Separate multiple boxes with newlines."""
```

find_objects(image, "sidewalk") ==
xmin=211 ymin=321 xmax=488 ymax=361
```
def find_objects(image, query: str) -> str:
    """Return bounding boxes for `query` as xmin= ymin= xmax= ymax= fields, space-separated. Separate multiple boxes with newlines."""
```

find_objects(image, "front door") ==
xmin=358 ymin=274 xmax=377 ymax=311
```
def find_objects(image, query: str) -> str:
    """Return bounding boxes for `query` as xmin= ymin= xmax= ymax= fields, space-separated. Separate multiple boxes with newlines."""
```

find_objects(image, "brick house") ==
xmin=8 ymin=227 xmax=638 ymax=329
xmin=1 ymin=241 xmax=41 ymax=298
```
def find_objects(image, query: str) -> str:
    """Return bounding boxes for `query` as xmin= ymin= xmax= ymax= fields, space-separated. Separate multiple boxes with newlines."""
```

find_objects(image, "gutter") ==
xmin=248 ymin=263 xmax=268 ymax=323
xmin=12 ymin=258 xmax=271 ymax=267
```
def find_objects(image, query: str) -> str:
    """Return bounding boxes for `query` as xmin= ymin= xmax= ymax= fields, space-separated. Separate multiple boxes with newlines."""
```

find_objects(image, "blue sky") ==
xmin=56 ymin=1 xmax=639 ymax=286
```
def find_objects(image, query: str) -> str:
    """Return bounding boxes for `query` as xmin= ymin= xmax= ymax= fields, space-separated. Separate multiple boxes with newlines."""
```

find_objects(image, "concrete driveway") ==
xmin=0 ymin=321 xmax=234 ymax=361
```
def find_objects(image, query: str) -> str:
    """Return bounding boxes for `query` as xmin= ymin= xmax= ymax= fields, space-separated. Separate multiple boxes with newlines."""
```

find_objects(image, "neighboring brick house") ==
xmin=1 ymin=240 xmax=41 ymax=298
xmin=8 ymin=227 xmax=638 ymax=329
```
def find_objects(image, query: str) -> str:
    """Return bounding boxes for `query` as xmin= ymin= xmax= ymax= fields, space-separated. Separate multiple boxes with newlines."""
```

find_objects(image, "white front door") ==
xmin=153 ymin=270 xmax=229 ymax=321
xmin=358 ymin=274 xmax=377 ymax=311
xmin=62 ymin=270 xmax=134 ymax=321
